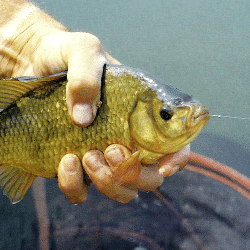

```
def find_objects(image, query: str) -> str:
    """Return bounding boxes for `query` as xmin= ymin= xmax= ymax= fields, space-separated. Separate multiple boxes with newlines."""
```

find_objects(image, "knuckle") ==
xmin=83 ymin=33 xmax=102 ymax=47
xmin=66 ymin=72 xmax=101 ymax=101
xmin=71 ymin=32 xmax=102 ymax=50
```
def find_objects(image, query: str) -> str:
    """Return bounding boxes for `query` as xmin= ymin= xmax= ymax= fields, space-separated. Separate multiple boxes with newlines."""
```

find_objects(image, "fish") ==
xmin=0 ymin=65 xmax=210 ymax=203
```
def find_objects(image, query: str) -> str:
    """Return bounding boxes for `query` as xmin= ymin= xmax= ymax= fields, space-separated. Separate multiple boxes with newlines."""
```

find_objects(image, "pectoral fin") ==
xmin=112 ymin=151 xmax=141 ymax=185
xmin=0 ymin=165 xmax=37 ymax=204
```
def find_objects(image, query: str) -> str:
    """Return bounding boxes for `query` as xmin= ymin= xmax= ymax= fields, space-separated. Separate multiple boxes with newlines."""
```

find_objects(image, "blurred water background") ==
xmin=1 ymin=1 xmax=250 ymax=249
xmin=35 ymin=0 xmax=250 ymax=176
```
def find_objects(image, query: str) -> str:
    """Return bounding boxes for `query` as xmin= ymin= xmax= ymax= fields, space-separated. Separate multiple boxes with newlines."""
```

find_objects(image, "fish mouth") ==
xmin=187 ymin=104 xmax=210 ymax=128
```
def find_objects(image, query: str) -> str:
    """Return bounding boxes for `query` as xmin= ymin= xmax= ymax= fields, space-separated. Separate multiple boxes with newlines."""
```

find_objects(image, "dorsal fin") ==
xmin=0 ymin=71 xmax=67 ymax=112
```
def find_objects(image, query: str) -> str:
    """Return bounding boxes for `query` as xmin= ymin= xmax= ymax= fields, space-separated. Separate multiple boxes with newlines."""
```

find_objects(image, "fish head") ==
xmin=129 ymin=74 xmax=210 ymax=164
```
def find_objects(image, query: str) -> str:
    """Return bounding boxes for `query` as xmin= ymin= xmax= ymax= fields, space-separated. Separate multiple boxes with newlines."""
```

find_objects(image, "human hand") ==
xmin=39 ymin=31 xmax=190 ymax=204
xmin=0 ymin=4 xmax=190 ymax=204
xmin=58 ymin=144 xmax=190 ymax=204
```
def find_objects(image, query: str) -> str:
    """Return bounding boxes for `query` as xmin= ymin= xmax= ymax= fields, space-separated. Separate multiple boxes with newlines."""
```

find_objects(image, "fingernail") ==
xmin=159 ymin=165 xmax=180 ymax=177
xmin=105 ymin=148 xmax=125 ymax=166
xmin=84 ymin=151 xmax=104 ymax=172
xmin=63 ymin=156 xmax=78 ymax=173
xmin=159 ymin=166 xmax=170 ymax=177
xmin=73 ymin=103 xmax=93 ymax=125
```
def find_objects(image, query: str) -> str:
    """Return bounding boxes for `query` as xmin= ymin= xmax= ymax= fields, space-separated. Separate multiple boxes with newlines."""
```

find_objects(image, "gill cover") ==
xmin=121 ymin=65 xmax=210 ymax=164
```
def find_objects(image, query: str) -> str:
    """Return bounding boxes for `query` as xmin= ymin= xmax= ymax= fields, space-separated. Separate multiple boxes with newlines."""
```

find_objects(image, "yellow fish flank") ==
xmin=0 ymin=65 xmax=210 ymax=203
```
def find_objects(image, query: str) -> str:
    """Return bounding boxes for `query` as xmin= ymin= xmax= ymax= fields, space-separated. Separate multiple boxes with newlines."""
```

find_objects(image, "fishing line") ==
xmin=212 ymin=115 xmax=250 ymax=120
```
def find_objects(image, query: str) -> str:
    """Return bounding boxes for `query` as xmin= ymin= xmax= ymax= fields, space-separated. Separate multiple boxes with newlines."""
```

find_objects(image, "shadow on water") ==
xmin=0 ymin=191 xmax=38 ymax=250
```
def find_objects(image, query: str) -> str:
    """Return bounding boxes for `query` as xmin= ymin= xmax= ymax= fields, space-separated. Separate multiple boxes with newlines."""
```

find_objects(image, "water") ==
xmin=35 ymin=0 xmax=250 ymax=176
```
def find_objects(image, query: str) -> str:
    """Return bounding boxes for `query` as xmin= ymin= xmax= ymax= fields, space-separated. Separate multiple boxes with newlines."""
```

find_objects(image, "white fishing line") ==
xmin=212 ymin=115 xmax=250 ymax=120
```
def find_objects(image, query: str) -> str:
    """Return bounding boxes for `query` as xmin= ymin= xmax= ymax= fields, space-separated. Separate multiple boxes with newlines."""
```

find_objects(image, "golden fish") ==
xmin=0 ymin=65 xmax=210 ymax=203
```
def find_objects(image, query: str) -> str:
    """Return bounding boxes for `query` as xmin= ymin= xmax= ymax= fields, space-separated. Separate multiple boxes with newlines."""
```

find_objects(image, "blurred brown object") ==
xmin=32 ymin=177 xmax=49 ymax=250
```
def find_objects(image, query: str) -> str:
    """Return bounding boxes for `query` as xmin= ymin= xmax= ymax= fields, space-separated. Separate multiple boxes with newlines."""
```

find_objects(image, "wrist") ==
xmin=0 ymin=3 xmax=68 ymax=77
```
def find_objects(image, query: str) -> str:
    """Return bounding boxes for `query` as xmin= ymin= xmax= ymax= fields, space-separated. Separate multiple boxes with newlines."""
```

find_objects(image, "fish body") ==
xmin=0 ymin=65 xmax=210 ymax=203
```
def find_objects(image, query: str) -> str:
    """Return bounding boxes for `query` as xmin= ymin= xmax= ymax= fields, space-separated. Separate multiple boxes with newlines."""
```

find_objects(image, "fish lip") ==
xmin=193 ymin=112 xmax=210 ymax=126
xmin=186 ymin=104 xmax=210 ymax=128
xmin=193 ymin=109 xmax=210 ymax=120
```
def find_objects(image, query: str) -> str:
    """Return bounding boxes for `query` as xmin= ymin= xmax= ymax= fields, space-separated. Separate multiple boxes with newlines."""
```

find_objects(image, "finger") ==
xmin=104 ymin=52 xmax=122 ymax=65
xmin=58 ymin=154 xmax=90 ymax=204
xmin=82 ymin=150 xmax=137 ymax=204
xmin=104 ymin=144 xmax=133 ymax=173
xmin=62 ymin=33 xmax=107 ymax=127
xmin=129 ymin=165 xmax=164 ymax=191
xmin=158 ymin=144 xmax=190 ymax=177
xmin=104 ymin=144 xmax=141 ymax=185
xmin=104 ymin=144 xmax=163 ymax=191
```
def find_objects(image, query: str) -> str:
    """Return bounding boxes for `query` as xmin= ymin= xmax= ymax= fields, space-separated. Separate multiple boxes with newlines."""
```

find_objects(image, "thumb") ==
xmin=66 ymin=72 xmax=103 ymax=127
xmin=62 ymin=32 xmax=107 ymax=127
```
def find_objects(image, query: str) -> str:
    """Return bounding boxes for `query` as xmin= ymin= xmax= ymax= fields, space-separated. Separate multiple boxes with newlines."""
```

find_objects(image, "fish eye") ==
xmin=160 ymin=105 xmax=173 ymax=121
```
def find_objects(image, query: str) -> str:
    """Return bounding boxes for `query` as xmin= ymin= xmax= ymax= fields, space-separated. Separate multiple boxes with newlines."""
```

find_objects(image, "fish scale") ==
xmin=0 ymin=65 xmax=209 ymax=203
xmin=0 ymin=72 xmax=139 ymax=176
